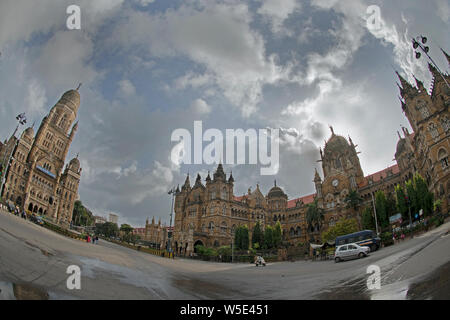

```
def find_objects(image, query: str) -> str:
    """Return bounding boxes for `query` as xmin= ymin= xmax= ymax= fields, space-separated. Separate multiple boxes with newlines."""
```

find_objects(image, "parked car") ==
xmin=30 ymin=214 xmax=44 ymax=226
xmin=334 ymin=243 xmax=370 ymax=263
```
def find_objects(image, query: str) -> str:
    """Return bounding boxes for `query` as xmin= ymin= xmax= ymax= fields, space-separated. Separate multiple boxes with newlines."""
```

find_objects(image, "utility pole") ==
xmin=371 ymin=192 xmax=379 ymax=236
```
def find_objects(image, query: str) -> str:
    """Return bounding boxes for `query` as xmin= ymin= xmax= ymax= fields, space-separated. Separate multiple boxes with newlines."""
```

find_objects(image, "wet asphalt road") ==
xmin=0 ymin=209 xmax=449 ymax=300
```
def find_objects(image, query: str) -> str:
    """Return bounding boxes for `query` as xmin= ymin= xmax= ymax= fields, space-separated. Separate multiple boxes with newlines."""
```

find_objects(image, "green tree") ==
xmin=321 ymin=218 xmax=359 ymax=243
xmin=306 ymin=200 xmax=325 ymax=232
xmin=72 ymin=200 xmax=95 ymax=226
xmin=96 ymin=222 xmax=119 ymax=238
xmin=273 ymin=221 xmax=282 ymax=248
xmin=386 ymin=192 xmax=398 ymax=218
xmin=120 ymin=224 xmax=134 ymax=234
xmin=234 ymin=225 xmax=249 ymax=250
xmin=395 ymin=184 xmax=408 ymax=222
xmin=263 ymin=225 xmax=274 ymax=249
xmin=405 ymin=179 xmax=418 ymax=215
xmin=345 ymin=190 xmax=363 ymax=210
xmin=361 ymin=206 xmax=375 ymax=230
xmin=251 ymin=221 xmax=264 ymax=247
xmin=375 ymin=190 xmax=389 ymax=228
xmin=414 ymin=174 xmax=434 ymax=216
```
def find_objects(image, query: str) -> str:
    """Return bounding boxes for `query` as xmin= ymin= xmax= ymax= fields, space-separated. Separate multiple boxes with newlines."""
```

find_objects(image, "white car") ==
xmin=334 ymin=243 xmax=370 ymax=263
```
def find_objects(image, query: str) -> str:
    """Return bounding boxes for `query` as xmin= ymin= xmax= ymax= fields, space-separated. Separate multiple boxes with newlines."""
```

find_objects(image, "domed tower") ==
xmin=30 ymin=87 xmax=81 ymax=177
xmin=321 ymin=127 xmax=364 ymax=199
xmin=57 ymin=156 xmax=82 ymax=227
xmin=267 ymin=180 xmax=288 ymax=211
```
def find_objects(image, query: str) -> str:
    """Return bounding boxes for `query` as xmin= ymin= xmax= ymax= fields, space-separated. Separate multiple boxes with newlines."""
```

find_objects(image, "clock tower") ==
xmin=319 ymin=127 xmax=365 ymax=209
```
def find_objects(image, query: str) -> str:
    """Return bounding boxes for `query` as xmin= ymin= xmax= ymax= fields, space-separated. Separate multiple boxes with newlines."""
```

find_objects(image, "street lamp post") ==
xmin=412 ymin=35 xmax=450 ymax=89
xmin=371 ymin=192 xmax=379 ymax=236
xmin=406 ymin=196 xmax=412 ymax=230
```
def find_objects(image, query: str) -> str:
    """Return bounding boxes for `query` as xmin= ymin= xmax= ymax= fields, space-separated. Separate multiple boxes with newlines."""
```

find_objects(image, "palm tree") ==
xmin=306 ymin=200 xmax=325 ymax=233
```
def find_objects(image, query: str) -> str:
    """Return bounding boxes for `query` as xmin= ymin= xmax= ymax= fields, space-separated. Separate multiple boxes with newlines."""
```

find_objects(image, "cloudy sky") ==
xmin=0 ymin=0 xmax=449 ymax=227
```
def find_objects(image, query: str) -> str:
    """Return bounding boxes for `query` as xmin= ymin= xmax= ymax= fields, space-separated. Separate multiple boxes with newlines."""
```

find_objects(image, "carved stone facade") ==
xmin=0 ymin=89 xmax=82 ymax=228
xmin=173 ymin=51 xmax=450 ymax=256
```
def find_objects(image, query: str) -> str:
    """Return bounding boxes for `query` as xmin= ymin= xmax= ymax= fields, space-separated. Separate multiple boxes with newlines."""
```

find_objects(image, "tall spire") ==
xmin=182 ymin=173 xmax=190 ymax=190
xmin=213 ymin=163 xmax=226 ymax=181
xmin=413 ymin=75 xmax=425 ymax=92
xmin=314 ymin=168 xmax=321 ymax=182
xmin=396 ymin=71 xmax=418 ymax=99
xmin=228 ymin=171 xmax=234 ymax=183
xmin=441 ymin=48 xmax=450 ymax=67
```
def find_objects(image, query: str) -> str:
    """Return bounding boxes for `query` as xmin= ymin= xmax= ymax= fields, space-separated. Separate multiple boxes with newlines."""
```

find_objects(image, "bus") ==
xmin=335 ymin=230 xmax=381 ymax=252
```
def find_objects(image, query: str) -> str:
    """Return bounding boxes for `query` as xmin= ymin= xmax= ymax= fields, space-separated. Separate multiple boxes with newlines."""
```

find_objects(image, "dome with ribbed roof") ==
xmin=69 ymin=157 xmax=80 ymax=171
xmin=268 ymin=181 xmax=287 ymax=199
xmin=324 ymin=135 xmax=350 ymax=154
xmin=22 ymin=127 xmax=34 ymax=140
xmin=59 ymin=89 xmax=80 ymax=112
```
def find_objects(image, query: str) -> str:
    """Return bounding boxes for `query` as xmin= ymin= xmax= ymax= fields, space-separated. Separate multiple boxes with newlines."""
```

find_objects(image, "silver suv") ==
xmin=334 ymin=243 xmax=370 ymax=263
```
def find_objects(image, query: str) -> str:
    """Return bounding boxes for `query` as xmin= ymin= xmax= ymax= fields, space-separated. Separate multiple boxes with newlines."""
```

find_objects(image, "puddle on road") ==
xmin=173 ymin=278 xmax=242 ymax=299
xmin=0 ymin=282 xmax=49 ymax=300
xmin=406 ymin=261 xmax=450 ymax=300
xmin=314 ymin=261 xmax=450 ymax=300
xmin=314 ymin=278 xmax=370 ymax=300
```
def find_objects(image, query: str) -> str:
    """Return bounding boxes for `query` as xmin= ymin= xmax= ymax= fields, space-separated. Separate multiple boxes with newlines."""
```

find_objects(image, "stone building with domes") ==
xmin=0 ymin=88 xmax=83 ymax=228
xmin=173 ymin=51 xmax=449 ymax=256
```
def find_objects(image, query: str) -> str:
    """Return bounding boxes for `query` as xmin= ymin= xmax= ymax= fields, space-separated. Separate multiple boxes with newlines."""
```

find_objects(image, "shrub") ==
xmin=381 ymin=232 xmax=393 ymax=247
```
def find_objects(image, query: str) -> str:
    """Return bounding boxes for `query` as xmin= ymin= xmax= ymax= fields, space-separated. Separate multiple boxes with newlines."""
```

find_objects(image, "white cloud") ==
xmin=118 ymin=79 xmax=137 ymax=97
xmin=111 ymin=2 xmax=290 ymax=117
xmin=257 ymin=0 xmax=301 ymax=34
xmin=436 ymin=0 xmax=450 ymax=23
xmin=190 ymin=98 xmax=211 ymax=114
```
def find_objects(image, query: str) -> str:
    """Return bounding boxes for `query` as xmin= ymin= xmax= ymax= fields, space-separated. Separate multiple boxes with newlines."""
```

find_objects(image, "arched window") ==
xmin=438 ymin=148 xmax=448 ymax=169
xmin=222 ymin=205 xmax=226 ymax=215
xmin=441 ymin=116 xmax=450 ymax=132
xmin=428 ymin=123 xmax=439 ymax=140
xmin=221 ymin=187 xmax=227 ymax=200
xmin=208 ymin=222 xmax=214 ymax=232
xmin=296 ymin=226 xmax=301 ymax=236
xmin=221 ymin=222 xmax=227 ymax=233
xmin=289 ymin=228 xmax=295 ymax=237
xmin=329 ymin=217 xmax=336 ymax=227
xmin=210 ymin=206 xmax=214 ymax=215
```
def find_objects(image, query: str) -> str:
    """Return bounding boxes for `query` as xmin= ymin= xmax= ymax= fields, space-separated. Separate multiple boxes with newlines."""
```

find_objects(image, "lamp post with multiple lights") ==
xmin=412 ymin=35 xmax=450 ymax=89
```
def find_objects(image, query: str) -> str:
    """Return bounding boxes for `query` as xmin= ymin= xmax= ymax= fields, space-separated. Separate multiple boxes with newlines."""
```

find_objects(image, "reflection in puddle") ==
xmin=0 ymin=282 xmax=49 ymax=300
xmin=407 ymin=262 xmax=450 ymax=300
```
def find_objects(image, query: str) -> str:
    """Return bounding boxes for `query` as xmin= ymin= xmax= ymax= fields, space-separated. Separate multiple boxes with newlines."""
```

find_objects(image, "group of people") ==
xmin=87 ymin=234 xmax=99 ymax=244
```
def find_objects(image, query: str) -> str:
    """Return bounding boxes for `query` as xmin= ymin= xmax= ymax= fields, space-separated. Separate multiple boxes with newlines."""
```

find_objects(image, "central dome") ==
xmin=60 ymin=89 xmax=80 ymax=112
xmin=324 ymin=135 xmax=350 ymax=154
xmin=268 ymin=183 xmax=287 ymax=199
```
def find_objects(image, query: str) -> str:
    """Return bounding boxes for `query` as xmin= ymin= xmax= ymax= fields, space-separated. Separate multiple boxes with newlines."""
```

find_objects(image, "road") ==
xmin=0 ymin=209 xmax=449 ymax=300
